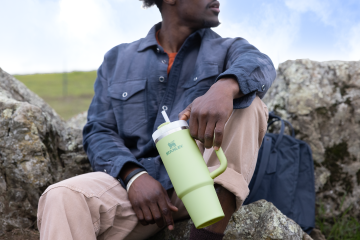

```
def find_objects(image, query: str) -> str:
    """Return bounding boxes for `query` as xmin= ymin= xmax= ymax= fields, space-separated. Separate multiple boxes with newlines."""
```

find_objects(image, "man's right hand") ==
xmin=127 ymin=173 xmax=178 ymax=230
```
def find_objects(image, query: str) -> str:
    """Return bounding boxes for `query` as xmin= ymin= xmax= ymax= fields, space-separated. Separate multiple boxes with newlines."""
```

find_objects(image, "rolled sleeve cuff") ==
xmin=216 ymin=70 xmax=264 ymax=96
xmin=208 ymin=166 xmax=250 ymax=211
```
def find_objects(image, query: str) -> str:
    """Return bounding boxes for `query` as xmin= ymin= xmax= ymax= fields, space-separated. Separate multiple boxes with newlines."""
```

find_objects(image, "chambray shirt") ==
xmin=83 ymin=22 xmax=276 ymax=190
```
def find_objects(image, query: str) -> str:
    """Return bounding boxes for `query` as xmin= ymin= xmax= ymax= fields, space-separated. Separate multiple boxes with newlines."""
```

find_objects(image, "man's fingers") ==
xmin=203 ymin=120 xmax=216 ymax=149
xmin=133 ymin=206 xmax=148 ymax=226
xmin=178 ymin=104 xmax=191 ymax=121
xmin=149 ymin=203 xmax=165 ymax=229
xmin=141 ymin=205 xmax=155 ymax=225
xmin=158 ymin=199 xmax=174 ymax=230
xmin=213 ymin=122 xmax=225 ymax=150
xmin=189 ymin=111 xmax=199 ymax=139
xmin=197 ymin=113 xmax=207 ymax=143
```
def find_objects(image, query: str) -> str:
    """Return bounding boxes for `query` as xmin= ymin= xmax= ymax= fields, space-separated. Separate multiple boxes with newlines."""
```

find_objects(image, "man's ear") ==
xmin=163 ymin=0 xmax=176 ymax=6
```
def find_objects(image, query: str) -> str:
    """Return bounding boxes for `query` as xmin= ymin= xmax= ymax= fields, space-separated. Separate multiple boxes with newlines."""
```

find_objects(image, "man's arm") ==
xmin=83 ymin=62 xmax=178 ymax=231
xmin=83 ymin=65 xmax=143 ymax=182
xmin=179 ymin=39 xmax=276 ymax=149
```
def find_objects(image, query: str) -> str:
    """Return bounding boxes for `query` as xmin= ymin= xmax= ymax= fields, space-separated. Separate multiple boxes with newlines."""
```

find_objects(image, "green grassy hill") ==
xmin=14 ymin=71 xmax=97 ymax=120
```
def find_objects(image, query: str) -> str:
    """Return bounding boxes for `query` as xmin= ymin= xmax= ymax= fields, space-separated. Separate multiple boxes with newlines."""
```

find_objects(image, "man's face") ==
xmin=176 ymin=0 xmax=220 ymax=29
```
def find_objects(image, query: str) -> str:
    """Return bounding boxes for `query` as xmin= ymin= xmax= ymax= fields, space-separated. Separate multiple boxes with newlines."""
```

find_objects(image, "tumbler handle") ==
xmin=210 ymin=147 xmax=228 ymax=179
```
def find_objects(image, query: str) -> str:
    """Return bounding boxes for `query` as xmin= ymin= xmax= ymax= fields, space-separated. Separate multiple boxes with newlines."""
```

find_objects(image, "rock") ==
xmin=309 ymin=229 xmax=327 ymax=240
xmin=67 ymin=111 xmax=87 ymax=130
xmin=148 ymin=200 xmax=313 ymax=240
xmin=0 ymin=228 xmax=40 ymax=240
xmin=0 ymin=68 xmax=91 ymax=234
xmin=263 ymin=59 xmax=360 ymax=220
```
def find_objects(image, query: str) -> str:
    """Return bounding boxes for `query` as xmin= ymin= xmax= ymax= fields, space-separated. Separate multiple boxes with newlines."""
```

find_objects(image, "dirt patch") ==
xmin=0 ymin=229 xmax=39 ymax=240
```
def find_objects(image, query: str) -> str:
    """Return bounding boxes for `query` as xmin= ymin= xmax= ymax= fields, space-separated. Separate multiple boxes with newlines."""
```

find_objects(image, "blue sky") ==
xmin=0 ymin=0 xmax=359 ymax=74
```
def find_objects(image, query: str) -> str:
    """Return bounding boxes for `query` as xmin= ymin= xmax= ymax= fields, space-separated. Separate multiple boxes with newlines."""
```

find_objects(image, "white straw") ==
xmin=161 ymin=110 xmax=170 ymax=123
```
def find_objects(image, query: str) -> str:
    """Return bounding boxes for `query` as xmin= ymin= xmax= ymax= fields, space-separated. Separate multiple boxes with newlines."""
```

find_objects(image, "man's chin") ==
xmin=203 ymin=20 xmax=221 ymax=28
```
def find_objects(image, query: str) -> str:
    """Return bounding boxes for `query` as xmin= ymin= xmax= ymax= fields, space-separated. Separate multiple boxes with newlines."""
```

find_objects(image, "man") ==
xmin=37 ymin=0 xmax=276 ymax=239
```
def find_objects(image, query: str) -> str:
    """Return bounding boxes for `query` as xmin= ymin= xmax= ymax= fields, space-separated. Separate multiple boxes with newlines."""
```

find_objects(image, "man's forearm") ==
xmin=215 ymin=77 xmax=244 ymax=99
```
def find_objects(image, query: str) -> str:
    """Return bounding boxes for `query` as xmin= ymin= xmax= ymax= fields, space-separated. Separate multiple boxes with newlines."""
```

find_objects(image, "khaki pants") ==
xmin=37 ymin=97 xmax=268 ymax=240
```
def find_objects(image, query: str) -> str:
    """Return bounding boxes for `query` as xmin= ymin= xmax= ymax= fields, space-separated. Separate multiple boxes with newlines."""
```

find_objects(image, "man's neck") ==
xmin=158 ymin=21 xmax=197 ymax=53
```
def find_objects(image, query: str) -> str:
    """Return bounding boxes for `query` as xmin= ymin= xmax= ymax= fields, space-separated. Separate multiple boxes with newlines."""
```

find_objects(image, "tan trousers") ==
xmin=37 ymin=96 xmax=268 ymax=240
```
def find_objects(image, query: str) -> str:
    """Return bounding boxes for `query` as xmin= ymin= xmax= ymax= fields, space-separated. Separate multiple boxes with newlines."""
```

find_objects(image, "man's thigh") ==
xmin=201 ymin=96 xmax=268 ymax=209
xmin=38 ymin=172 xmax=137 ymax=238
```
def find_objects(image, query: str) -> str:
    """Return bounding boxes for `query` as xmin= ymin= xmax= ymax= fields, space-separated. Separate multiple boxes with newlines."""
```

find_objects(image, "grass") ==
xmin=14 ymin=71 xmax=97 ymax=120
xmin=316 ymin=199 xmax=360 ymax=240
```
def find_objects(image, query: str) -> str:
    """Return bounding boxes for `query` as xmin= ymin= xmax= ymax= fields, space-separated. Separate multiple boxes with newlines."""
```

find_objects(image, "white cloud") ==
xmin=0 ymin=0 xmax=161 ymax=74
xmin=284 ymin=0 xmax=335 ymax=25
xmin=349 ymin=23 xmax=360 ymax=61
xmin=215 ymin=2 xmax=301 ymax=68
xmin=0 ymin=0 xmax=358 ymax=74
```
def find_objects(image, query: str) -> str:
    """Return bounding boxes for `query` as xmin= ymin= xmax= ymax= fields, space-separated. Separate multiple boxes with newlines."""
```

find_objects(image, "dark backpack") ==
xmin=243 ymin=112 xmax=315 ymax=234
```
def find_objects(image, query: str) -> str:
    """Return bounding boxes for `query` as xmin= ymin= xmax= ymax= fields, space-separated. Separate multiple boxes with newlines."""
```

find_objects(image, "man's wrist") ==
xmin=215 ymin=77 xmax=243 ymax=99
xmin=119 ymin=163 xmax=143 ymax=182
xmin=124 ymin=168 xmax=147 ymax=187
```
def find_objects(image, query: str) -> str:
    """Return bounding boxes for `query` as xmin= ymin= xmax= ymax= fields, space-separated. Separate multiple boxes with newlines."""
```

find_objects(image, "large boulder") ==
xmin=148 ymin=200 xmax=313 ymax=240
xmin=0 ymin=68 xmax=91 ymax=234
xmin=263 ymin=59 xmax=360 ymax=220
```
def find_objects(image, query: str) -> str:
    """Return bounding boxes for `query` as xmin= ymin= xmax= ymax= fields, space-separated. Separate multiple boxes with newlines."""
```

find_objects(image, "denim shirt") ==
xmin=83 ymin=22 xmax=276 ymax=190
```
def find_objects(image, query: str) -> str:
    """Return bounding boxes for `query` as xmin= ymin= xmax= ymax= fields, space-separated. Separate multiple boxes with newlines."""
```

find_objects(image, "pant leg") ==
xmin=202 ymin=96 xmax=268 ymax=210
xmin=37 ymin=172 xmax=138 ymax=240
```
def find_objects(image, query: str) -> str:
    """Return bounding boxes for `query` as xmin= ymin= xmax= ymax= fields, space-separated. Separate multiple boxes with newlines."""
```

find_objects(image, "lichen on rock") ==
xmin=0 ymin=68 xmax=91 ymax=234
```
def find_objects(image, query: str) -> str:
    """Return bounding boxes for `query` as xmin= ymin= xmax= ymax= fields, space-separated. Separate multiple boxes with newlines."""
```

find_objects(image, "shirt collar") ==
xmin=137 ymin=22 xmax=208 ymax=52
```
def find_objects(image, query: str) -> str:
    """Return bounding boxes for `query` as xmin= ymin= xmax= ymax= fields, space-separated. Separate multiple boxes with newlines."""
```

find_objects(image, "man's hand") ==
xmin=178 ymin=78 xmax=243 ymax=150
xmin=127 ymin=173 xmax=178 ymax=230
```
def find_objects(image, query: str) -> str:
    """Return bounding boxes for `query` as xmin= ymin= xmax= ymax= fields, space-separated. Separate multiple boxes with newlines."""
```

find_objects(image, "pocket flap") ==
xmin=182 ymin=62 xmax=219 ymax=89
xmin=108 ymin=79 xmax=147 ymax=100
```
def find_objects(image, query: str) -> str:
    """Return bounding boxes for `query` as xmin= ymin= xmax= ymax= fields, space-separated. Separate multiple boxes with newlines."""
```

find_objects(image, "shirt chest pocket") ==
xmin=108 ymin=79 xmax=147 ymax=135
xmin=180 ymin=63 xmax=219 ymax=107
xmin=182 ymin=62 xmax=219 ymax=90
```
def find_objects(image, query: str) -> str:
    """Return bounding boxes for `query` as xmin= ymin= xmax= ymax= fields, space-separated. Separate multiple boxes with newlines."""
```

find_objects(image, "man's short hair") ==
xmin=140 ymin=0 xmax=163 ymax=11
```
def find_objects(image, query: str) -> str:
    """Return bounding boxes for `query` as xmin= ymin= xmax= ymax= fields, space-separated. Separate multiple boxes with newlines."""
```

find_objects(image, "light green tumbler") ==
xmin=152 ymin=112 xmax=228 ymax=229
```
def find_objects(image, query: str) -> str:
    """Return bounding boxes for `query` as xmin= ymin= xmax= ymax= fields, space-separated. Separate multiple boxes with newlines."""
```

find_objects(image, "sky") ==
xmin=0 ymin=0 xmax=359 ymax=75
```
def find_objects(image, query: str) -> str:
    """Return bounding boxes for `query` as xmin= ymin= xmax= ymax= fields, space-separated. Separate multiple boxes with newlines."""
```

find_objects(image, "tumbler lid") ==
xmin=152 ymin=120 xmax=189 ymax=143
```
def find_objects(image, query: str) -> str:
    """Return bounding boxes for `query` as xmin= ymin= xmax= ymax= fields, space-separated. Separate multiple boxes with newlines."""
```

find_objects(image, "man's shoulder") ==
xmin=104 ymin=39 xmax=142 ymax=61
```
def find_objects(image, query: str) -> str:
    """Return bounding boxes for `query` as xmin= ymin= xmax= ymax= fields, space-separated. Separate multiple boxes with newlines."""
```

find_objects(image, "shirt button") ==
xmin=104 ymin=169 xmax=107 ymax=173
xmin=162 ymin=105 xmax=168 ymax=111
xmin=193 ymin=77 xmax=198 ymax=81
xmin=159 ymin=76 xmax=165 ymax=82
xmin=262 ymin=85 xmax=265 ymax=91
xmin=156 ymin=48 xmax=160 ymax=53
xmin=162 ymin=60 xmax=167 ymax=64
xmin=122 ymin=92 xmax=128 ymax=98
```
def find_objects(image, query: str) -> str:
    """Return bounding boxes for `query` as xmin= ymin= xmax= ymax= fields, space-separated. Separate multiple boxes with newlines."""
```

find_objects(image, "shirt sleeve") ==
xmin=82 ymin=63 xmax=144 ymax=188
xmin=216 ymin=38 xmax=276 ymax=109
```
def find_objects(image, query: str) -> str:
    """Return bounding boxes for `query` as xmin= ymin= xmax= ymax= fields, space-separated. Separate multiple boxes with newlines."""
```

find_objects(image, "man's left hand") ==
xmin=178 ymin=78 xmax=243 ymax=150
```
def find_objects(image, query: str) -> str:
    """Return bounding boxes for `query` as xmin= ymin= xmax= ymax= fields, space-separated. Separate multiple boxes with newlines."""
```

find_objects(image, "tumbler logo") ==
xmin=167 ymin=140 xmax=183 ymax=155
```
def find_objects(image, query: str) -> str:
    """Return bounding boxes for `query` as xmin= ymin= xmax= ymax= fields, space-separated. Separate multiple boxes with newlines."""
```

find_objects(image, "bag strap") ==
xmin=247 ymin=135 xmax=272 ymax=200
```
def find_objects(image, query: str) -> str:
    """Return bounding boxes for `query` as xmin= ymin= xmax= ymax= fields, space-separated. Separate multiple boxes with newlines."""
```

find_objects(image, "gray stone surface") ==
xmin=263 ymin=59 xmax=360 ymax=220
xmin=0 ymin=68 xmax=91 ymax=234
xmin=149 ymin=200 xmax=312 ymax=240
xmin=67 ymin=111 xmax=87 ymax=130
